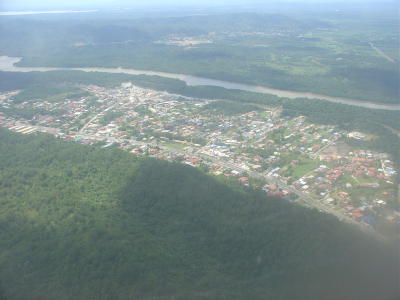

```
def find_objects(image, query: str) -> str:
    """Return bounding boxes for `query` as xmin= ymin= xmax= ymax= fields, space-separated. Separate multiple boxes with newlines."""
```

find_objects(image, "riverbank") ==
xmin=1 ymin=56 xmax=399 ymax=111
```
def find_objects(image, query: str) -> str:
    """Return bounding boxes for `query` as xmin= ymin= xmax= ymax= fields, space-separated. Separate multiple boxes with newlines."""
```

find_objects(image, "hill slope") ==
xmin=0 ymin=129 xmax=398 ymax=300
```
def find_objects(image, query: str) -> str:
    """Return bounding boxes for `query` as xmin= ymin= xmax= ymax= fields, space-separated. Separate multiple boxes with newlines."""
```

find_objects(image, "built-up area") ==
xmin=0 ymin=84 xmax=398 ymax=236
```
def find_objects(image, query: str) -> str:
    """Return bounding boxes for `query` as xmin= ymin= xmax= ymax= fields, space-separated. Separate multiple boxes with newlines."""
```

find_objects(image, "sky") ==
xmin=1 ymin=0 xmax=392 ymax=11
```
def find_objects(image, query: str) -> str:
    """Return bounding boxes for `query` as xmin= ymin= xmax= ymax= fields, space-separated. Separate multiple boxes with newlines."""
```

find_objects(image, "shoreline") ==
xmin=0 ymin=56 xmax=399 ymax=111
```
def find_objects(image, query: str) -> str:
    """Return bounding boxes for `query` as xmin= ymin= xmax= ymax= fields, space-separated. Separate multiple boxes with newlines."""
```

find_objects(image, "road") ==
xmin=369 ymin=42 xmax=396 ymax=63
xmin=29 ymin=124 xmax=384 ymax=239
xmin=310 ymin=139 xmax=337 ymax=159
xmin=197 ymin=152 xmax=383 ymax=239
xmin=382 ymin=124 xmax=400 ymax=139
xmin=79 ymin=104 xmax=117 ymax=134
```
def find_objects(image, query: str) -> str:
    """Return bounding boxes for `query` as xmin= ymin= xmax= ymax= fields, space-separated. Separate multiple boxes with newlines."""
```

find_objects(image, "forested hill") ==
xmin=1 ymin=10 xmax=398 ymax=104
xmin=0 ymin=129 xmax=398 ymax=300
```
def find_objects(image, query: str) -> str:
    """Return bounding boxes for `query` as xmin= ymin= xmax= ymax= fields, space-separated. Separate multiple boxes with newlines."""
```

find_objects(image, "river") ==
xmin=1 ymin=56 xmax=399 ymax=111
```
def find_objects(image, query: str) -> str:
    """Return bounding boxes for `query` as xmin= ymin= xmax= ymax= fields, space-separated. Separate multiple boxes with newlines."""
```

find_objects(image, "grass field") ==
xmin=161 ymin=141 xmax=187 ymax=150
xmin=293 ymin=160 xmax=320 ymax=178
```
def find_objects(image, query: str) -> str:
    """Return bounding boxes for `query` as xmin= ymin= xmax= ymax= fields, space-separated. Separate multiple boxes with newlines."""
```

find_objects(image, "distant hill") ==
xmin=1 ymin=11 xmax=398 ymax=104
xmin=0 ymin=129 xmax=398 ymax=300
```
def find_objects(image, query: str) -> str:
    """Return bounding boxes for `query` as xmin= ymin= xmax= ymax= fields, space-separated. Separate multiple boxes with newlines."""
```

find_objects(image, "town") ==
xmin=0 ymin=83 xmax=398 ymax=237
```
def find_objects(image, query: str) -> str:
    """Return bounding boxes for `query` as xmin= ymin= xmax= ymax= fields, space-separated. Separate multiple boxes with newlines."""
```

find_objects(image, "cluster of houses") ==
xmin=0 ymin=84 xmax=398 ymax=229
xmin=288 ymin=149 xmax=397 ymax=222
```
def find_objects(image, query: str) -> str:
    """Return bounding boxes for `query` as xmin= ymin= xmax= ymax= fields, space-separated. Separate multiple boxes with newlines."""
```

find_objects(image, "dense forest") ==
xmin=0 ymin=129 xmax=398 ymax=300
xmin=1 ymin=5 xmax=399 ymax=299
xmin=203 ymin=100 xmax=262 ymax=115
xmin=0 ymin=10 xmax=398 ymax=104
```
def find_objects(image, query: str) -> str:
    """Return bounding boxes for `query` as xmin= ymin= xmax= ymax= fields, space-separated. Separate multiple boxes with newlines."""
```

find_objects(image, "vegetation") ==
xmin=1 ymin=6 xmax=399 ymax=300
xmin=284 ymin=158 xmax=321 ymax=179
xmin=12 ymin=86 xmax=90 ymax=104
xmin=99 ymin=111 xmax=124 ymax=125
xmin=203 ymin=100 xmax=261 ymax=115
xmin=1 ymin=69 xmax=398 ymax=163
xmin=1 ymin=10 xmax=398 ymax=103
xmin=0 ymin=106 xmax=66 ymax=120
xmin=0 ymin=129 xmax=399 ymax=300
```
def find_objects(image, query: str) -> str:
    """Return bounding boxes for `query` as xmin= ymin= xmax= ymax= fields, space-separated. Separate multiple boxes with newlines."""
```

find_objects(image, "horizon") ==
xmin=1 ymin=0 xmax=398 ymax=11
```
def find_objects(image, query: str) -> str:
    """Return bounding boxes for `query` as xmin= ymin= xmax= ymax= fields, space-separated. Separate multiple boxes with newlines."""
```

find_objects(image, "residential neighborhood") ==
xmin=0 ymin=83 xmax=398 ymax=235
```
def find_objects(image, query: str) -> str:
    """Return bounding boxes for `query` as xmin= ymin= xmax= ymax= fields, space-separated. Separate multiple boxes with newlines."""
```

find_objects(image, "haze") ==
xmin=1 ymin=0 xmax=395 ymax=11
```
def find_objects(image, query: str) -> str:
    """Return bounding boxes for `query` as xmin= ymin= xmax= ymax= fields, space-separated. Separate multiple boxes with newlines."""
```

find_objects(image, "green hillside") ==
xmin=1 ymin=11 xmax=399 ymax=104
xmin=0 ymin=129 xmax=398 ymax=300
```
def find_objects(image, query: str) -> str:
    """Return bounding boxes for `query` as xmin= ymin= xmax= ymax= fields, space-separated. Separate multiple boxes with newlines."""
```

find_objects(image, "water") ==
xmin=1 ymin=56 xmax=399 ymax=111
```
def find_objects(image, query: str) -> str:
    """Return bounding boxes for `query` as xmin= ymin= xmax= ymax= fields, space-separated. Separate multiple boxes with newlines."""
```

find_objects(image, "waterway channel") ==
xmin=1 ymin=56 xmax=399 ymax=111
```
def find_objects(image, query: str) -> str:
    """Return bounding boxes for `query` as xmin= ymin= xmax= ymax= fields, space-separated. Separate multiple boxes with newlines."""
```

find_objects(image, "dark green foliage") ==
xmin=1 ymin=12 xmax=398 ymax=103
xmin=203 ymin=101 xmax=261 ymax=115
xmin=330 ymin=67 xmax=400 ymax=101
xmin=11 ymin=84 xmax=87 ymax=104
xmin=0 ymin=72 xmax=90 ymax=104
xmin=0 ymin=107 xmax=66 ymax=121
xmin=0 ymin=129 xmax=398 ymax=300
xmin=99 ymin=111 xmax=124 ymax=125
xmin=89 ymin=25 xmax=151 ymax=44
xmin=0 ymin=70 xmax=187 ymax=95
xmin=1 ymin=69 xmax=398 ymax=163
xmin=280 ymin=100 xmax=400 ymax=164
xmin=0 ymin=72 xmax=33 ymax=92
